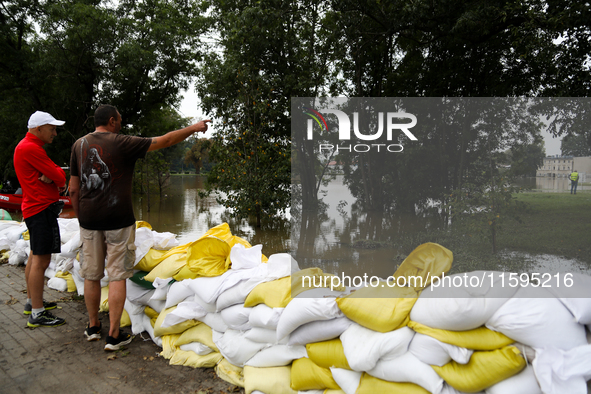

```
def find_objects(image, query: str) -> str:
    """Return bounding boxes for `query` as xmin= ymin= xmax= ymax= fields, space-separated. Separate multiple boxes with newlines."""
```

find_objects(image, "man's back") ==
xmin=70 ymin=131 xmax=151 ymax=230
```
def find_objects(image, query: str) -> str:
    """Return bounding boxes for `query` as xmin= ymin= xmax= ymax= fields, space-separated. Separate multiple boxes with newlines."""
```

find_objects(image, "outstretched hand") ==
xmin=193 ymin=119 xmax=212 ymax=133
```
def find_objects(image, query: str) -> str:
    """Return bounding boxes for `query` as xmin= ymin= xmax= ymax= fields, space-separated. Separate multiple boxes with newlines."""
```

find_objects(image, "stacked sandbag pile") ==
xmin=2 ymin=218 xmax=591 ymax=394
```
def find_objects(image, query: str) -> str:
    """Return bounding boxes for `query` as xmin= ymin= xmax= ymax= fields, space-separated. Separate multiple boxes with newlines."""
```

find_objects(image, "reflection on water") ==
xmin=10 ymin=175 xmax=584 ymax=278
xmin=514 ymin=177 xmax=589 ymax=192
xmin=292 ymin=176 xmax=446 ymax=279
xmin=133 ymin=176 xmax=291 ymax=254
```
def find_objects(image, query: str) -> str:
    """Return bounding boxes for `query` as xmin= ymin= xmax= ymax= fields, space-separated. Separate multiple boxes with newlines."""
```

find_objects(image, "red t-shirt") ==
xmin=13 ymin=133 xmax=66 ymax=219
xmin=70 ymin=131 xmax=151 ymax=230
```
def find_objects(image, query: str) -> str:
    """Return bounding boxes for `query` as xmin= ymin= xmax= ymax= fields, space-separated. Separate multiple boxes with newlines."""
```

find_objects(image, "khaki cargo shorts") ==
xmin=79 ymin=224 xmax=136 ymax=281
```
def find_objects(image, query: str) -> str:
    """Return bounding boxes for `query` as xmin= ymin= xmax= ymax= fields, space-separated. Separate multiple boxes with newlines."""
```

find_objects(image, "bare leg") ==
xmin=84 ymin=279 xmax=102 ymax=328
xmin=28 ymin=254 xmax=52 ymax=309
xmin=25 ymin=253 xmax=32 ymax=299
xmin=107 ymin=279 xmax=126 ymax=338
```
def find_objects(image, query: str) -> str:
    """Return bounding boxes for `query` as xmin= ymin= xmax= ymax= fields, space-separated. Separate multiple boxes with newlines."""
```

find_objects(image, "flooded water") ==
xmin=514 ymin=176 xmax=590 ymax=193
xmin=8 ymin=175 xmax=586 ymax=278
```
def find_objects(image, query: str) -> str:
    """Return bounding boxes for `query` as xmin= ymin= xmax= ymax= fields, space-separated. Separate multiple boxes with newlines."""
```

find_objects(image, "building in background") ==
xmin=537 ymin=156 xmax=591 ymax=181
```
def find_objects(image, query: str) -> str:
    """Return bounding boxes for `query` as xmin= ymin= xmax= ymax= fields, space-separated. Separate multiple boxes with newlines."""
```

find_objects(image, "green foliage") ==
xmin=185 ymin=138 xmax=213 ymax=174
xmin=448 ymin=175 xmax=526 ymax=254
xmin=0 ymin=0 xmax=206 ymax=185
xmin=561 ymin=134 xmax=591 ymax=157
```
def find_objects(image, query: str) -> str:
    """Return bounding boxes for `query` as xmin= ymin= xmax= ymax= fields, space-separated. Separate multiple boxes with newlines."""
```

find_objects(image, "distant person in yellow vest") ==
xmin=569 ymin=170 xmax=579 ymax=194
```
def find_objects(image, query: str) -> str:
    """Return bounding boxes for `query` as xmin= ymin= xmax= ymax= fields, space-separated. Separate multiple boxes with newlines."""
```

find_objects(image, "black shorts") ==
xmin=24 ymin=204 xmax=61 ymax=255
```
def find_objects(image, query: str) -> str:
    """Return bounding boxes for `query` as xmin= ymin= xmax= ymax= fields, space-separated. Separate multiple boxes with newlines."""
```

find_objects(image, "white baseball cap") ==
xmin=28 ymin=111 xmax=65 ymax=128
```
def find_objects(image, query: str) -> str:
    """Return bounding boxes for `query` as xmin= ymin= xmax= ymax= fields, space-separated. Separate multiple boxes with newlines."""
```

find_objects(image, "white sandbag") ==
xmin=180 ymin=342 xmax=214 ymax=356
xmin=55 ymin=256 xmax=75 ymax=273
xmin=142 ymin=313 xmax=162 ymax=347
xmin=221 ymin=304 xmax=252 ymax=331
xmin=126 ymin=278 xmax=154 ymax=303
xmin=340 ymin=323 xmax=415 ymax=372
xmin=9 ymin=239 xmax=28 ymax=265
xmin=47 ymin=277 xmax=68 ymax=292
xmin=368 ymin=352 xmax=444 ymax=394
xmin=248 ymin=304 xmax=283 ymax=329
xmin=245 ymin=344 xmax=307 ymax=367
xmin=486 ymin=285 xmax=587 ymax=350
xmin=485 ymin=365 xmax=541 ymax=394
xmin=151 ymin=277 xmax=173 ymax=300
xmin=44 ymin=267 xmax=56 ymax=280
xmin=125 ymin=300 xmax=145 ymax=335
xmin=201 ymin=312 xmax=229 ymax=333
xmin=245 ymin=327 xmax=288 ymax=344
xmin=230 ymin=244 xmax=263 ymax=269
xmin=532 ymin=344 xmax=591 ymax=394
xmin=216 ymin=277 xmax=265 ymax=311
xmin=214 ymin=329 xmax=270 ymax=367
xmin=276 ymin=297 xmax=343 ymax=341
xmin=547 ymin=273 xmax=591 ymax=325
xmin=330 ymin=368 xmax=362 ymax=394
xmin=409 ymin=333 xmax=473 ymax=367
xmin=71 ymin=260 xmax=84 ymax=295
xmin=0 ymin=220 xmax=26 ymax=250
xmin=56 ymin=229 xmax=80 ymax=259
xmin=161 ymin=300 xmax=207 ymax=328
xmin=146 ymin=298 xmax=165 ymax=314
xmin=288 ymin=317 xmax=353 ymax=346
xmin=410 ymin=271 xmax=517 ymax=330
xmin=164 ymin=280 xmax=195 ymax=309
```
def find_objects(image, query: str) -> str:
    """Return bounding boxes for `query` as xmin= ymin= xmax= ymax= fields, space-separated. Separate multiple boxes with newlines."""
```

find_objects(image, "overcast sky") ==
xmin=179 ymin=89 xmax=563 ymax=157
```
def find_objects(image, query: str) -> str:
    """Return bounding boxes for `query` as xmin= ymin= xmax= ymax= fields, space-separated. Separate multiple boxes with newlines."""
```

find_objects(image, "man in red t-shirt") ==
xmin=70 ymin=104 xmax=210 ymax=350
xmin=14 ymin=111 xmax=67 ymax=328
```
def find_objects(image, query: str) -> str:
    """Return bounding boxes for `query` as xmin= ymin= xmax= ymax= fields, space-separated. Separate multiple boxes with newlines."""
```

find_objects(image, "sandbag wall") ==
xmin=1 ymin=219 xmax=590 ymax=394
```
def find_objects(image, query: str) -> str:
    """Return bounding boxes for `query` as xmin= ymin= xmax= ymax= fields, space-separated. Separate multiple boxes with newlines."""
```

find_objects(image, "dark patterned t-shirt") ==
xmin=70 ymin=131 xmax=152 ymax=230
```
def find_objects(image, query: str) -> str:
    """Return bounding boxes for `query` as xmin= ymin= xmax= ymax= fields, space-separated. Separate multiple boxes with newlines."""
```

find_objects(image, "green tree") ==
xmin=0 ymin=0 xmax=206 ymax=183
xmin=561 ymin=134 xmax=591 ymax=157
xmin=185 ymin=138 xmax=213 ymax=174
xmin=196 ymin=0 xmax=330 ymax=224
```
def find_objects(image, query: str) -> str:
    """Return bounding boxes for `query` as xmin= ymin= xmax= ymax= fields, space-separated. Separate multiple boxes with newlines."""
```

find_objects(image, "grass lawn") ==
xmin=391 ymin=191 xmax=591 ymax=275
xmin=500 ymin=192 xmax=591 ymax=263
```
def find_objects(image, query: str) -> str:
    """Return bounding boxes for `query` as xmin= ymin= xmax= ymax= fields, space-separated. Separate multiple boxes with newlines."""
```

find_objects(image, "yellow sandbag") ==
xmin=408 ymin=321 xmax=514 ymax=350
xmin=306 ymin=338 xmax=350 ymax=370
xmin=336 ymin=285 xmax=418 ymax=333
xmin=244 ymin=366 xmax=297 ymax=394
xmin=22 ymin=230 xmax=29 ymax=240
xmin=432 ymin=345 xmax=526 ymax=393
xmin=292 ymin=268 xmax=345 ymax=295
xmin=244 ymin=268 xmax=340 ymax=308
xmin=175 ymin=323 xmax=219 ymax=352
xmin=184 ymin=236 xmax=232 ymax=276
xmin=135 ymin=242 xmax=191 ymax=272
xmin=170 ymin=349 xmax=223 ymax=369
xmin=144 ymin=253 xmax=188 ymax=282
xmin=99 ymin=285 xmax=109 ymax=312
xmin=290 ymin=357 xmax=340 ymax=391
xmin=244 ymin=276 xmax=292 ymax=308
xmin=144 ymin=306 xmax=159 ymax=327
xmin=153 ymin=306 xmax=200 ymax=337
xmin=54 ymin=271 xmax=77 ymax=292
xmin=393 ymin=243 xmax=453 ymax=290
xmin=120 ymin=309 xmax=131 ymax=327
xmin=216 ymin=358 xmax=245 ymax=387
xmin=136 ymin=220 xmax=152 ymax=230
xmin=356 ymin=373 xmax=430 ymax=394
xmin=160 ymin=333 xmax=181 ymax=359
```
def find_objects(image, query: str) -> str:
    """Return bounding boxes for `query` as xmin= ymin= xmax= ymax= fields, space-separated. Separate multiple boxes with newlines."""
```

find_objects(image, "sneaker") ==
xmin=23 ymin=301 xmax=58 ymax=315
xmin=104 ymin=332 xmax=133 ymax=351
xmin=27 ymin=310 xmax=66 ymax=328
xmin=84 ymin=323 xmax=102 ymax=341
